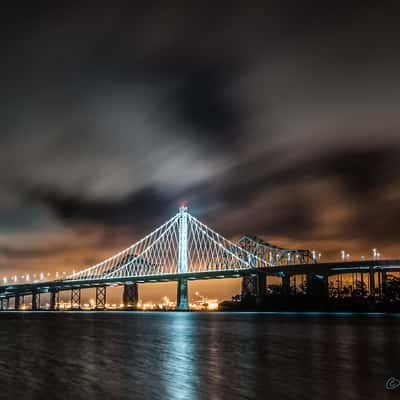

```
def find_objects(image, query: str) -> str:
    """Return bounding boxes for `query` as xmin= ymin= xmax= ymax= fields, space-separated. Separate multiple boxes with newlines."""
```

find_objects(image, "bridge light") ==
xmin=2 ymin=277 xmax=7 ymax=285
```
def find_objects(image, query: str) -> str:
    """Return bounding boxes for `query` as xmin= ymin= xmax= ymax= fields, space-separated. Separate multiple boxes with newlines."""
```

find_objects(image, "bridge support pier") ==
xmin=241 ymin=274 xmax=257 ymax=303
xmin=123 ymin=283 xmax=138 ymax=309
xmin=382 ymin=270 xmax=387 ymax=293
xmin=282 ymin=274 xmax=291 ymax=296
xmin=369 ymin=267 xmax=375 ymax=298
xmin=176 ymin=278 xmax=189 ymax=311
xmin=49 ymin=290 xmax=58 ymax=311
xmin=241 ymin=272 xmax=267 ymax=305
xmin=96 ymin=286 xmax=107 ymax=310
xmin=71 ymin=288 xmax=81 ymax=310
xmin=31 ymin=291 xmax=39 ymax=311
xmin=0 ymin=298 xmax=3 ymax=311
xmin=377 ymin=270 xmax=387 ymax=300
xmin=0 ymin=298 xmax=7 ymax=311
xmin=14 ymin=294 xmax=20 ymax=310
xmin=323 ymin=274 xmax=329 ymax=297
xmin=256 ymin=271 xmax=267 ymax=305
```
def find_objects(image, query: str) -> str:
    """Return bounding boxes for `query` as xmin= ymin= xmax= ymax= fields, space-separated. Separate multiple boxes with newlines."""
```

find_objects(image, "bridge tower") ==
xmin=177 ymin=205 xmax=189 ymax=310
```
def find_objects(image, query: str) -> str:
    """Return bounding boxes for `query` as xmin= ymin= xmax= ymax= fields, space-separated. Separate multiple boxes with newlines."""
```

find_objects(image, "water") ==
xmin=0 ymin=312 xmax=399 ymax=400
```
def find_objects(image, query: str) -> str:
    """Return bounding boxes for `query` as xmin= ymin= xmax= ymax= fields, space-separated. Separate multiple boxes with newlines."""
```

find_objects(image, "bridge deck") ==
xmin=1 ymin=259 xmax=400 ymax=298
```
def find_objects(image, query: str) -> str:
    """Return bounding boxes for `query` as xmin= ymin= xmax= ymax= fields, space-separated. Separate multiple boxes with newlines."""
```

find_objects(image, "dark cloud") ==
xmin=1 ymin=1 xmax=400 ymax=275
xmin=186 ymin=144 xmax=400 ymax=243
xmin=27 ymin=186 xmax=176 ymax=232
xmin=320 ymin=145 xmax=400 ymax=197
xmin=173 ymin=66 xmax=241 ymax=142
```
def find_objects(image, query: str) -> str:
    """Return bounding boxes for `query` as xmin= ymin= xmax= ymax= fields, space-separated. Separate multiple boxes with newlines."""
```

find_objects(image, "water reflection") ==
xmin=160 ymin=313 xmax=198 ymax=400
xmin=0 ymin=312 xmax=399 ymax=399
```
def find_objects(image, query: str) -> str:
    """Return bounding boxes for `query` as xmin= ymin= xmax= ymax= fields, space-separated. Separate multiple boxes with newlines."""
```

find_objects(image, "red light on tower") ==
xmin=179 ymin=201 xmax=187 ymax=209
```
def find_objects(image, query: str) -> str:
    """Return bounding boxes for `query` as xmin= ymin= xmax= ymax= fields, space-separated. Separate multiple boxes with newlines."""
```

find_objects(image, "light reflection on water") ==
xmin=0 ymin=312 xmax=399 ymax=400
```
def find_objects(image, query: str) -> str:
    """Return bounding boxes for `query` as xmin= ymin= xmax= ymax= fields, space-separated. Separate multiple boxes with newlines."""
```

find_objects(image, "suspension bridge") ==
xmin=0 ymin=206 xmax=400 ymax=311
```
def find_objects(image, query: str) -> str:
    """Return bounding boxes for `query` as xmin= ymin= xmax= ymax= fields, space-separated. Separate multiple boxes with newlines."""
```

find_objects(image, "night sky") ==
xmin=1 ymin=3 xmax=400 ymax=297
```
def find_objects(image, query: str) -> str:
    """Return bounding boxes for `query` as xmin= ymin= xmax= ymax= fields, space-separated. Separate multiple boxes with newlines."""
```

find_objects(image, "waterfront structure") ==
xmin=0 ymin=206 xmax=399 ymax=311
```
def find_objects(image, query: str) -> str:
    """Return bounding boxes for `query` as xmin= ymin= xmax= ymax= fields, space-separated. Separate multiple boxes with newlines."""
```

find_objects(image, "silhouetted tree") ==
xmin=231 ymin=294 xmax=241 ymax=302
xmin=306 ymin=276 xmax=328 ymax=297
xmin=268 ymin=284 xmax=282 ymax=296
xmin=382 ymin=276 xmax=400 ymax=303
xmin=352 ymin=280 xmax=367 ymax=298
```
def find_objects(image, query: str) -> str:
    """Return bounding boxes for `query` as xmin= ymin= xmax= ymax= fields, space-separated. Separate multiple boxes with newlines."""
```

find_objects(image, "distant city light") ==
xmin=372 ymin=248 xmax=380 ymax=260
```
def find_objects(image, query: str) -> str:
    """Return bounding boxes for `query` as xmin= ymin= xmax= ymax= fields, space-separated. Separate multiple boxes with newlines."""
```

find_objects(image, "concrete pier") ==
xmin=176 ymin=278 xmax=189 ymax=310
xmin=123 ymin=283 xmax=139 ymax=309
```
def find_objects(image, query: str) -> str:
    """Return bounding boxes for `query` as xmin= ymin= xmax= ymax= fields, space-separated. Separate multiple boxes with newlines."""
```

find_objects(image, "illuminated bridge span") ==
xmin=0 ymin=206 xmax=400 ymax=311
xmin=238 ymin=236 xmax=316 ymax=265
xmin=66 ymin=206 xmax=271 ymax=282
